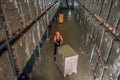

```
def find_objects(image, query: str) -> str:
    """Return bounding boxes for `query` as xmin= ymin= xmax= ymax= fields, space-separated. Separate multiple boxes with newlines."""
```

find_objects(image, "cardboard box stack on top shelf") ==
xmin=1 ymin=0 xmax=23 ymax=37
xmin=0 ymin=1 xmax=60 ymax=79
xmin=28 ymin=0 xmax=37 ymax=19
xmin=99 ymin=0 xmax=113 ymax=21
xmin=36 ymin=0 xmax=42 ymax=14
xmin=107 ymin=0 xmax=120 ymax=29
xmin=19 ymin=0 xmax=31 ymax=24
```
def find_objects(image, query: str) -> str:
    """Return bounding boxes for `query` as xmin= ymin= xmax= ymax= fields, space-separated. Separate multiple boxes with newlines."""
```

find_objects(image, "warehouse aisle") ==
xmin=32 ymin=9 xmax=94 ymax=80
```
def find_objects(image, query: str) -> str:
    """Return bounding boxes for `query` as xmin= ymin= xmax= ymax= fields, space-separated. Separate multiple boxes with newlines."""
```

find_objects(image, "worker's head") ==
xmin=56 ymin=31 xmax=60 ymax=35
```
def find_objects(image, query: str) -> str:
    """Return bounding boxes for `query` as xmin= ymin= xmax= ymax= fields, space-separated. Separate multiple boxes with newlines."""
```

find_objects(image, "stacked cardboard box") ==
xmin=39 ymin=18 xmax=45 ymax=36
xmin=94 ymin=57 xmax=105 ymax=80
xmin=99 ymin=32 xmax=115 ymax=63
xmin=32 ymin=25 xmax=40 ymax=48
xmin=88 ymin=17 xmax=96 ymax=35
xmin=107 ymin=41 xmax=120 ymax=79
xmin=102 ymin=69 xmax=113 ymax=80
xmin=19 ymin=0 xmax=31 ymax=24
xmin=0 ymin=51 xmax=16 ymax=80
xmin=35 ymin=22 xmax=42 ymax=42
xmin=37 ymin=0 xmax=42 ymax=14
xmin=95 ymin=0 xmax=104 ymax=15
xmin=76 ymin=0 xmax=120 ymax=79
xmin=90 ymin=47 xmax=99 ymax=70
xmin=117 ymin=20 xmax=120 ymax=33
xmin=56 ymin=45 xmax=79 ymax=76
xmin=25 ymin=27 xmax=35 ymax=60
xmin=96 ymin=25 xmax=107 ymax=49
xmin=42 ymin=15 xmax=47 ymax=32
xmin=0 ymin=11 xmax=5 ymax=44
xmin=28 ymin=0 xmax=37 ymax=19
xmin=0 ymin=28 xmax=5 ymax=45
xmin=12 ymin=36 xmax=27 ymax=72
xmin=92 ymin=19 xmax=101 ymax=40
xmin=1 ymin=0 xmax=23 ymax=36
xmin=107 ymin=0 xmax=120 ymax=28
xmin=99 ymin=0 xmax=113 ymax=21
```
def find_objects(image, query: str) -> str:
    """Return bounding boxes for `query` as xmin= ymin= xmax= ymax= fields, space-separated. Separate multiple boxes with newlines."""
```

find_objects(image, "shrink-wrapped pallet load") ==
xmin=56 ymin=45 xmax=79 ymax=77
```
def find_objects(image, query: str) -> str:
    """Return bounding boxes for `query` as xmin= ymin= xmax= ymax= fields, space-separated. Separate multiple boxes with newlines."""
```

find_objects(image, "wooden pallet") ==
xmin=64 ymin=71 xmax=77 ymax=77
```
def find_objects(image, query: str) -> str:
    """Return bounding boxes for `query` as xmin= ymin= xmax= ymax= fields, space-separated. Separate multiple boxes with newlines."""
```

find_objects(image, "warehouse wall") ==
xmin=0 ymin=0 xmax=60 ymax=80
xmin=74 ymin=0 xmax=120 ymax=80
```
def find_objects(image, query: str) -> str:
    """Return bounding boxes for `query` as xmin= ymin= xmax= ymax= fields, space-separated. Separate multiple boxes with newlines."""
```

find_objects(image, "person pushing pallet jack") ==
xmin=54 ymin=31 xmax=63 ymax=61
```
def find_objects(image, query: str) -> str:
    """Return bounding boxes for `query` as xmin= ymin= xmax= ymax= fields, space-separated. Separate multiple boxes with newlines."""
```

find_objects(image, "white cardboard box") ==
xmin=56 ymin=45 xmax=79 ymax=76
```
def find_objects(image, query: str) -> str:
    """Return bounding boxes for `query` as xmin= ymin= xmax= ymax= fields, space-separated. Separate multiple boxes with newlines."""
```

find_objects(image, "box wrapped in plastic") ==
xmin=56 ymin=45 xmax=79 ymax=76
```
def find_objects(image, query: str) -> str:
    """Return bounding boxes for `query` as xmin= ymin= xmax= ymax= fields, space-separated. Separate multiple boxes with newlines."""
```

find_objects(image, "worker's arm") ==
xmin=60 ymin=36 xmax=63 ymax=45
xmin=54 ymin=36 xmax=59 ymax=44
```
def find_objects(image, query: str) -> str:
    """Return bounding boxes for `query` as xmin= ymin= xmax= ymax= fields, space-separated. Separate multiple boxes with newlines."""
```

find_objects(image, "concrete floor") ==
xmin=31 ymin=9 xmax=94 ymax=80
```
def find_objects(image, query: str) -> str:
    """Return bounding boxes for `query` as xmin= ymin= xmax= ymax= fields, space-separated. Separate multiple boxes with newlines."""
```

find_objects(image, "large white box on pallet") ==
xmin=56 ymin=45 xmax=79 ymax=76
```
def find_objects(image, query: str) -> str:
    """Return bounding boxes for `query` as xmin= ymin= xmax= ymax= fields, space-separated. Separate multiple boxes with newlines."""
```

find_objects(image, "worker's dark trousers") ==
xmin=54 ymin=40 xmax=60 ymax=56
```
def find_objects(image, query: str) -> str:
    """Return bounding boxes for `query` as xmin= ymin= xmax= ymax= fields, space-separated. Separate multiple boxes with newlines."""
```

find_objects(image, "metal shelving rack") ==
xmin=0 ymin=0 xmax=60 ymax=79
